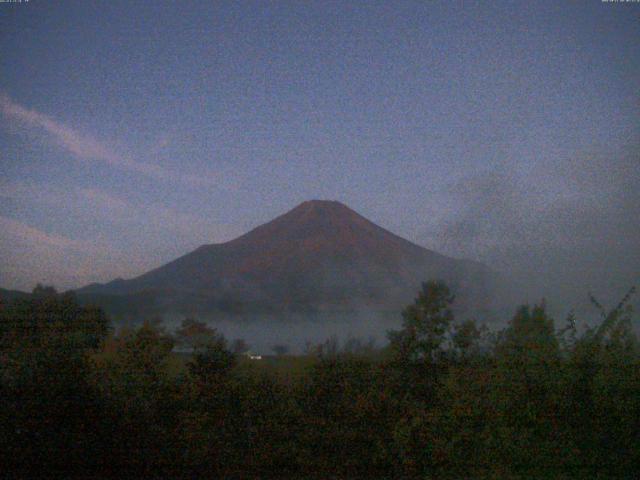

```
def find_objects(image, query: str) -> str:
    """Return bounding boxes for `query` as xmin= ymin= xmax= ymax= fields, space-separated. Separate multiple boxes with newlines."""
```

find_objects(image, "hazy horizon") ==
xmin=1 ymin=1 xmax=638 ymax=310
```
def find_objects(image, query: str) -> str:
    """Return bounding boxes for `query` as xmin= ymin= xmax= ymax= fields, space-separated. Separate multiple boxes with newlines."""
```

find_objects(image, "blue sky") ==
xmin=1 ymin=1 xmax=638 ymax=301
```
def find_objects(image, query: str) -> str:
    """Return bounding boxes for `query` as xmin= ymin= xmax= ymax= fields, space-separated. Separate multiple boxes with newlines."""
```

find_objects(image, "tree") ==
xmin=272 ymin=344 xmax=290 ymax=356
xmin=0 ymin=287 xmax=111 ymax=473
xmin=175 ymin=318 xmax=218 ymax=350
xmin=231 ymin=338 xmax=249 ymax=354
xmin=32 ymin=283 xmax=58 ymax=298
xmin=388 ymin=280 xmax=455 ymax=363
xmin=565 ymin=287 xmax=640 ymax=476
xmin=487 ymin=303 xmax=566 ymax=475
xmin=342 ymin=336 xmax=377 ymax=355
xmin=187 ymin=330 xmax=236 ymax=383
xmin=495 ymin=303 xmax=559 ymax=362
xmin=96 ymin=321 xmax=180 ymax=475
xmin=451 ymin=319 xmax=484 ymax=359
xmin=298 ymin=354 xmax=393 ymax=477
xmin=179 ymin=329 xmax=239 ymax=475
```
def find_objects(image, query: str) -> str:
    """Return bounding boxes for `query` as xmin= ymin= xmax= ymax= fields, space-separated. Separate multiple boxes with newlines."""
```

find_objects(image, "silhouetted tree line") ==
xmin=1 ymin=282 xmax=638 ymax=478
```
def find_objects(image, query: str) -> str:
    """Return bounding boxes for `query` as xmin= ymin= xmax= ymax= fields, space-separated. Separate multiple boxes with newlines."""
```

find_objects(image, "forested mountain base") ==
xmin=1 ymin=282 xmax=638 ymax=479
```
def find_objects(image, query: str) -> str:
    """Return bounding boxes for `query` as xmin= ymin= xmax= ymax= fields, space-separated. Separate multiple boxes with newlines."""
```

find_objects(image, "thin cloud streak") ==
xmin=0 ymin=215 xmax=83 ymax=250
xmin=0 ymin=214 xmax=149 ymax=291
xmin=0 ymin=180 xmax=242 ymax=289
xmin=0 ymin=180 xmax=239 ymax=244
xmin=78 ymin=186 xmax=236 ymax=240
xmin=0 ymin=93 xmax=219 ymax=187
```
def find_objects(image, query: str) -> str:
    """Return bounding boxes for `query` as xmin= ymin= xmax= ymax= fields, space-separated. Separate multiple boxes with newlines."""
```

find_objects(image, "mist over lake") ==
xmin=1 ymin=1 xmax=638 ymax=477
xmin=153 ymin=311 xmax=395 ymax=355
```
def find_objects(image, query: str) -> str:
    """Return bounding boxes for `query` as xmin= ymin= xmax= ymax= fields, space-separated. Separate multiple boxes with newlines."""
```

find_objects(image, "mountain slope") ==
xmin=77 ymin=200 xmax=494 ymax=315
xmin=0 ymin=287 xmax=31 ymax=303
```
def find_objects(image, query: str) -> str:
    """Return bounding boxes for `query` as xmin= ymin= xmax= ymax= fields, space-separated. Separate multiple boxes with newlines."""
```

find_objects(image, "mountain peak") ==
xmin=292 ymin=199 xmax=352 ymax=214
xmin=266 ymin=199 xmax=380 ymax=240
xmin=230 ymin=199 xmax=365 ymax=248
xmin=298 ymin=199 xmax=345 ymax=206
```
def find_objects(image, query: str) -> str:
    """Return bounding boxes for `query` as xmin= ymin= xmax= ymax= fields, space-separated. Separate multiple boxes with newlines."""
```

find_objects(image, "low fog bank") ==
xmin=124 ymin=310 xmax=401 ymax=355
xmin=112 ymin=287 xmax=636 ymax=356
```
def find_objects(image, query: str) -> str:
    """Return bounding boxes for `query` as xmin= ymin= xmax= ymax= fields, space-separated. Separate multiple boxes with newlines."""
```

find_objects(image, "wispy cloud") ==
xmin=0 ymin=215 xmax=83 ymax=250
xmin=0 ymin=180 xmax=241 ymax=289
xmin=0 ymin=179 xmax=238 ymax=243
xmin=78 ymin=186 xmax=233 ymax=239
xmin=0 ymin=93 xmax=218 ymax=187
xmin=0 ymin=214 xmax=150 ymax=291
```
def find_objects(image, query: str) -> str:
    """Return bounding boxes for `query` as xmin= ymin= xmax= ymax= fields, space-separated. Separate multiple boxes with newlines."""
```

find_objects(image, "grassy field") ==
xmin=172 ymin=351 xmax=319 ymax=383
xmin=94 ymin=340 xmax=384 ymax=384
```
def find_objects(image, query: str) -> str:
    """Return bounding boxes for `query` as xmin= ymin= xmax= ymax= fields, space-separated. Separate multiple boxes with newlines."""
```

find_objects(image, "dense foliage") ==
xmin=1 ymin=282 xmax=638 ymax=478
